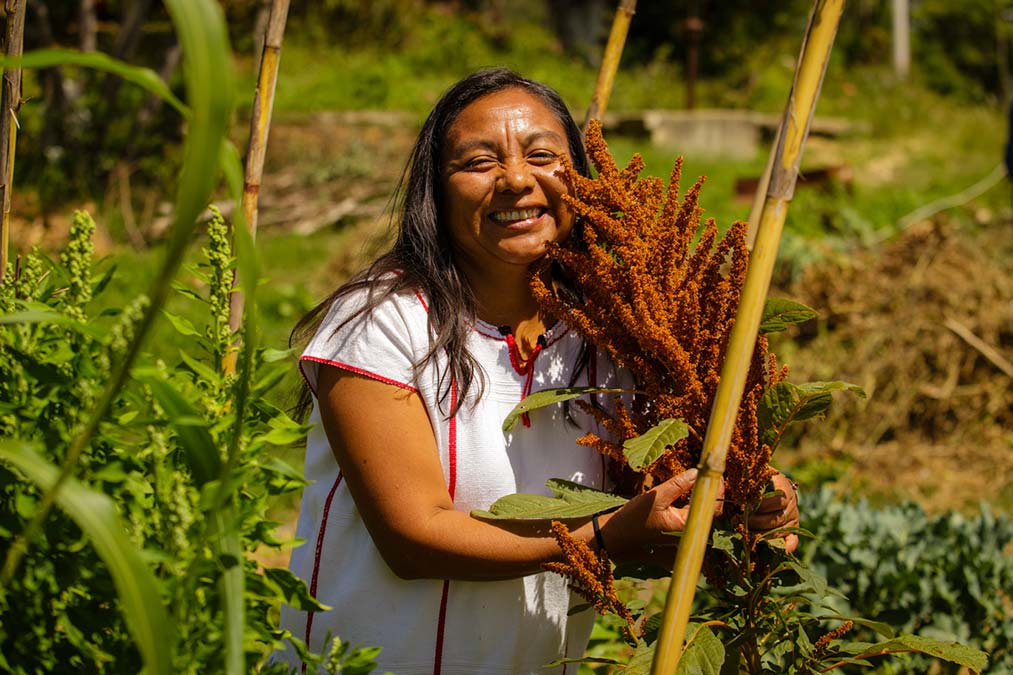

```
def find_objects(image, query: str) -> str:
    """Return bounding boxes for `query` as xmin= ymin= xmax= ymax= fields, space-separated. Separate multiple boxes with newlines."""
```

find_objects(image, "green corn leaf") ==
xmin=502 ymin=386 xmax=627 ymax=432
xmin=0 ymin=441 xmax=173 ymax=675
xmin=757 ymin=381 xmax=865 ymax=450
xmin=856 ymin=634 xmax=988 ymax=672
xmin=0 ymin=48 xmax=187 ymax=116
xmin=623 ymin=418 xmax=689 ymax=471
xmin=759 ymin=297 xmax=817 ymax=333
xmin=135 ymin=374 xmax=221 ymax=485
xmin=472 ymin=479 xmax=627 ymax=520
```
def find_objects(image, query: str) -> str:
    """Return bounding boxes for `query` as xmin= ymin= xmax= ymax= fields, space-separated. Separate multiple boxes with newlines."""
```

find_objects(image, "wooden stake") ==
xmin=583 ymin=0 xmax=636 ymax=129
xmin=649 ymin=3 xmax=845 ymax=673
xmin=0 ymin=0 xmax=26 ymax=283
xmin=224 ymin=0 xmax=289 ymax=374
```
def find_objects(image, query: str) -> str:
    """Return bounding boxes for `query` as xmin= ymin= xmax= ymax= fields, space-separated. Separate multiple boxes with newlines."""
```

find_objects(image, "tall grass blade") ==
xmin=0 ymin=48 xmax=187 ymax=116
xmin=0 ymin=440 xmax=173 ymax=675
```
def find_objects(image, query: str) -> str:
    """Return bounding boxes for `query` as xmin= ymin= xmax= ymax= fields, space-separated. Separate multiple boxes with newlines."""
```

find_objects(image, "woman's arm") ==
xmin=315 ymin=365 xmax=699 ymax=581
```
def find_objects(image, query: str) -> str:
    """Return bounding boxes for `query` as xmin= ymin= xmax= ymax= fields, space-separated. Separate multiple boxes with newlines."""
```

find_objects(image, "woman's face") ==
xmin=440 ymin=88 xmax=575 ymax=275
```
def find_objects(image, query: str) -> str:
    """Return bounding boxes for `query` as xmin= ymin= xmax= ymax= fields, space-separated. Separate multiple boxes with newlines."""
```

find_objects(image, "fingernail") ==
xmin=686 ymin=468 xmax=698 ymax=480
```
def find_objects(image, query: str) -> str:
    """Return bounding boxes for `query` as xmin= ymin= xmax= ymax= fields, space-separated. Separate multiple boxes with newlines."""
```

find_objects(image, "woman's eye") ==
xmin=465 ymin=156 xmax=496 ymax=169
xmin=528 ymin=150 xmax=560 ymax=166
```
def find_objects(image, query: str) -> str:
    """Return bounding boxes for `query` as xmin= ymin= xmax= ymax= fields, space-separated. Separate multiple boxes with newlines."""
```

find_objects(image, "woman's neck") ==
xmin=463 ymin=263 xmax=553 ymax=358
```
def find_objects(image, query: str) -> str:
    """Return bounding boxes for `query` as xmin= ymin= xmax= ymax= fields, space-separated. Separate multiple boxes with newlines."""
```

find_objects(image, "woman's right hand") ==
xmin=598 ymin=468 xmax=720 ymax=560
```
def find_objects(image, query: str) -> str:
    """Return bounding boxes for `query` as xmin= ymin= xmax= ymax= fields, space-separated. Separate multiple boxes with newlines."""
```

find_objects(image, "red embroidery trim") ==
xmin=519 ymin=340 xmax=545 ymax=428
xmin=432 ymin=579 xmax=452 ymax=675
xmin=447 ymin=378 xmax=457 ymax=499
xmin=415 ymin=289 xmax=429 ymax=312
xmin=301 ymin=472 xmax=344 ymax=672
xmin=432 ymin=378 xmax=457 ymax=673
xmin=300 ymin=356 xmax=418 ymax=395
xmin=503 ymin=333 xmax=526 ymax=375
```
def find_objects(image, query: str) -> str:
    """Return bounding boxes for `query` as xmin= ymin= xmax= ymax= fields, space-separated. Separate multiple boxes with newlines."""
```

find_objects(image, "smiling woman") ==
xmin=440 ymin=88 xmax=575 ymax=275
xmin=277 ymin=68 xmax=797 ymax=674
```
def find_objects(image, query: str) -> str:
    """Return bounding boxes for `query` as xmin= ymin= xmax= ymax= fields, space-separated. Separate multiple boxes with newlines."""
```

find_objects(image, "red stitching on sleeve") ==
xmin=300 ymin=356 xmax=418 ymax=394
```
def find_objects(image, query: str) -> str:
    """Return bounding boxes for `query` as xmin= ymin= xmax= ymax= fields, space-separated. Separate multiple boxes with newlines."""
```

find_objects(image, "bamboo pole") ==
xmin=583 ymin=0 xmax=637 ymax=129
xmin=224 ymin=0 xmax=289 ymax=374
xmin=649 ymin=2 xmax=845 ymax=673
xmin=0 ymin=0 xmax=26 ymax=283
xmin=745 ymin=124 xmax=779 ymax=250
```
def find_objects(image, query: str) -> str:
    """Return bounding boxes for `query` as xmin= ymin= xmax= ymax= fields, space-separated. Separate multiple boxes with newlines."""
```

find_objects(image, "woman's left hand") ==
xmin=747 ymin=471 xmax=800 ymax=553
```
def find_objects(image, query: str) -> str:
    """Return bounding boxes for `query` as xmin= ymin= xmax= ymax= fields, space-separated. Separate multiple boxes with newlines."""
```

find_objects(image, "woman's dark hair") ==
xmin=291 ymin=68 xmax=591 ymax=420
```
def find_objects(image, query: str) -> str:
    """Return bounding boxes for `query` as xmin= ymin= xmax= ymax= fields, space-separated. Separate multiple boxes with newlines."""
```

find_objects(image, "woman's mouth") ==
xmin=489 ymin=208 xmax=546 ymax=225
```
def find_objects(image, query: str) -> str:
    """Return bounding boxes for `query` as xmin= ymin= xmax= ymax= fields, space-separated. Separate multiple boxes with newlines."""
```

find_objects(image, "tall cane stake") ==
xmin=649 ymin=2 xmax=845 ymax=673
xmin=224 ymin=0 xmax=289 ymax=374
xmin=583 ymin=0 xmax=636 ymax=130
xmin=0 ymin=0 xmax=26 ymax=283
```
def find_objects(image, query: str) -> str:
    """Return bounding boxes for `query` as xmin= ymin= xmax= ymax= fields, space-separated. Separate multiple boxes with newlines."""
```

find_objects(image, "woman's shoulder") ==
xmin=317 ymin=274 xmax=431 ymax=334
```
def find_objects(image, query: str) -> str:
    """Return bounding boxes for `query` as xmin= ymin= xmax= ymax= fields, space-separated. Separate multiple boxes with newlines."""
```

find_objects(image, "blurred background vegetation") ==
xmin=9 ymin=0 xmax=1012 ymax=516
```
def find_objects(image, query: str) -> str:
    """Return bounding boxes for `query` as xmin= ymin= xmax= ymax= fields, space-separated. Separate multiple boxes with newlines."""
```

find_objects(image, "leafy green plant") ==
xmin=0 ymin=208 xmax=319 ymax=672
xmin=0 ymin=2 xmax=390 ymax=669
xmin=800 ymin=488 xmax=1013 ymax=674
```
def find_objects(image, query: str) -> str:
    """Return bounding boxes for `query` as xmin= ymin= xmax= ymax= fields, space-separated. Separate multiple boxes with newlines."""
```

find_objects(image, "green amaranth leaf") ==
xmin=162 ymin=310 xmax=200 ymax=337
xmin=757 ymin=381 xmax=865 ymax=450
xmin=503 ymin=386 xmax=627 ymax=432
xmin=624 ymin=640 xmax=656 ymax=675
xmin=135 ymin=373 xmax=221 ymax=485
xmin=264 ymin=567 xmax=331 ymax=612
xmin=0 ymin=441 xmax=173 ymax=675
xmin=759 ymin=297 xmax=817 ymax=334
xmin=472 ymin=479 xmax=627 ymax=520
xmin=856 ymin=634 xmax=988 ymax=672
xmin=677 ymin=624 xmax=725 ymax=675
xmin=178 ymin=349 xmax=221 ymax=384
xmin=623 ymin=418 xmax=689 ymax=471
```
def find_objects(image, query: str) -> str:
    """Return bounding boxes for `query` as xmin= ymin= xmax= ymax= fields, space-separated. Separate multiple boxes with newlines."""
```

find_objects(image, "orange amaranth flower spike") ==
xmin=533 ymin=119 xmax=788 ymax=506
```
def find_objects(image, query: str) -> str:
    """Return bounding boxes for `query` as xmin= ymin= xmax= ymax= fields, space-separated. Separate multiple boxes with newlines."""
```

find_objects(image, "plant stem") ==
xmin=0 ymin=0 xmax=26 ymax=283
xmin=224 ymin=0 xmax=289 ymax=374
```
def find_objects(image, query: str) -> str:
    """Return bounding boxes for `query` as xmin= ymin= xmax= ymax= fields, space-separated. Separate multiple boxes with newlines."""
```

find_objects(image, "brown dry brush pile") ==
xmin=783 ymin=219 xmax=1012 ymax=511
xmin=533 ymin=120 xmax=788 ymax=627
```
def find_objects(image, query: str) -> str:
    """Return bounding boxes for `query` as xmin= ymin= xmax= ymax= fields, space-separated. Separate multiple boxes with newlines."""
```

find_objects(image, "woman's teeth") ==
xmin=491 ymin=208 xmax=542 ymax=223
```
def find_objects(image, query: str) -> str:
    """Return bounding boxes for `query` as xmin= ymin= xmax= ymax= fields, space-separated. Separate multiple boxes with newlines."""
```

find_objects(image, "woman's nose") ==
xmin=497 ymin=159 xmax=536 ymax=193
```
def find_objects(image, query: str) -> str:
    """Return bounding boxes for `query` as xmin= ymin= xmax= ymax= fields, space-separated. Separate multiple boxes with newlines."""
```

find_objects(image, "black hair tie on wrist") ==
xmin=591 ymin=505 xmax=621 ymax=553
xmin=592 ymin=512 xmax=607 ymax=552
